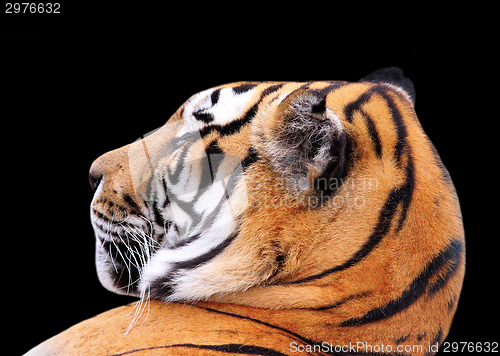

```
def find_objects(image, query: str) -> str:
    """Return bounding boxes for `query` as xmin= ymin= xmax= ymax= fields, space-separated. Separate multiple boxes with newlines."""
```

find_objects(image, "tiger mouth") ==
xmin=97 ymin=234 xmax=159 ymax=295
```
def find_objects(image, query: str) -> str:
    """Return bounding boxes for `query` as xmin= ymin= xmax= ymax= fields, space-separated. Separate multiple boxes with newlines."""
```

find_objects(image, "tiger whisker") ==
xmin=114 ymin=215 xmax=157 ymax=335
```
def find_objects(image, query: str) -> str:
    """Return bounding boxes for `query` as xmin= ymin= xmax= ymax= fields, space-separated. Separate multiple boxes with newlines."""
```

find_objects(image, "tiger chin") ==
xmin=28 ymin=68 xmax=464 ymax=356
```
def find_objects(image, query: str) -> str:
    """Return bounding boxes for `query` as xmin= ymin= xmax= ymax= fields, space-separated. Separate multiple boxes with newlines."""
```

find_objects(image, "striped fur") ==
xmin=28 ymin=68 xmax=464 ymax=356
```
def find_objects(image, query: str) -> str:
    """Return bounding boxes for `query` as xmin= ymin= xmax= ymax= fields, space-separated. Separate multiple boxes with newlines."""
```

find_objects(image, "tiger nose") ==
xmin=89 ymin=167 xmax=102 ymax=192
xmin=89 ymin=145 xmax=131 ymax=193
xmin=89 ymin=153 xmax=106 ymax=193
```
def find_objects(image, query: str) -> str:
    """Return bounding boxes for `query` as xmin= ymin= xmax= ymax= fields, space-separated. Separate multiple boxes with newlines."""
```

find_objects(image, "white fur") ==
xmin=95 ymin=240 xmax=118 ymax=293
xmin=182 ymin=87 xmax=257 ymax=127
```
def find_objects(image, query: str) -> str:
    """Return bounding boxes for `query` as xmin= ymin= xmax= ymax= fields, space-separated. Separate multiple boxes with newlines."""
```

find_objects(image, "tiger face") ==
xmin=90 ymin=69 xmax=464 ymax=338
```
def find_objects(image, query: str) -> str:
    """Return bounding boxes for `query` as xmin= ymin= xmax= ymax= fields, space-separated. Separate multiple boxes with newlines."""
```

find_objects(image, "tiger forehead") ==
xmin=182 ymin=81 xmax=397 ymax=119
xmin=177 ymin=81 xmax=408 ymax=157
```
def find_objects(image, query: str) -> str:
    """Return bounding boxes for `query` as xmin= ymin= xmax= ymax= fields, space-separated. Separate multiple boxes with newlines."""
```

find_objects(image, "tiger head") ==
xmin=90 ymin=68 xmax=464 ymax=342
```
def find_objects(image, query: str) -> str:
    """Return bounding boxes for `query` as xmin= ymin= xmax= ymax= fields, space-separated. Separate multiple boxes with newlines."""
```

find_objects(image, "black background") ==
xmin=2 ymin=6 xmax=493 ymax=355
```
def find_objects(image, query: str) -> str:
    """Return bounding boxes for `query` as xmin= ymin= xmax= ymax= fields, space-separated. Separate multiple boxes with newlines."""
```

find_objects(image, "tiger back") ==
xmin=27 ymin=68 xmax=465 ymax=356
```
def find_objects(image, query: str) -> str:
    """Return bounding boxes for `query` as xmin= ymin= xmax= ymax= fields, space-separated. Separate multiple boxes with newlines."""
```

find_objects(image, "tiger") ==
xmin=27 ymin=67 xmax=465 ymax=356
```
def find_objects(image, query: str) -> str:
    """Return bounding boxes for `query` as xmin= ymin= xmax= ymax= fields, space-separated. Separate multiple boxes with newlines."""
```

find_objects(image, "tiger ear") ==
xmin=258 ymin=88 xmax=348 ymax=195
xmin=360 ymin=67 xmax=416 ymax=104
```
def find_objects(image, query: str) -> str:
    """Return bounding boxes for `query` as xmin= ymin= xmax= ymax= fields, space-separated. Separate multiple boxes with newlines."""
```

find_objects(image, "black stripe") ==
xmin=152 ymin=201 xmax=167 ymax=227
xmin=93 ymin=211 xmax=139 ymax=232
xmin=168 ymin=233 xmax=202 ymax=250
xmin=204 ymin=140 xmax=224 ymax=183
xmin=173 ymin=231 xmax=239 ymax=270
xmin=431 ymin=328 xmax=444 ymax=350
xmin=380 ymin=86 xmax=415 ymax=232
xmin=123 ymin=194 xmax=141 ymax=214
xmin=315 ymin=291 xmax=372 ymax=310
xmin=319 ymin=82 xmax=348 ymax=95
xmin=340 ymin=240 xmax=463 ymax=327
xmin=344 ymin=90 xmax=373 ymax=123
xmin=395 ymin=334 xmax=411 ymax=345
xmin=362 ymin=109 xmax=383 ymax=159
xmin=447 ymin=294 xmax=459 ymax=312
xmin=92 ymin=208 xmax=110 ymax=223
xmin=167 ymin=143 xmax=190 ymax=185
xmin=161 ymin=172 xmax=170 ymax=208
xmin=383 ymin=87 xmax=408 ymax=166
xmin=149 ymin=233 xmax=240 ymax=300
xmin=193 ymin=110 xmax=214 ymax=123
xmin=199 ymin=109 xmax=253 ymax=137
xmin=241 ymin=146 xmax=260 ymax=171
xmin=93 ymin=221 xmax=121 ymax=239
xmin=181 ymin=343 xmax=289 ymax=356
xmin=211 ymin=88 xmax=221 ymax=105
xmin=233 ymin=83 xmax=257 ymax=94
xmin=108 ymin=343 xmax=289 ymax=356
xmin=262 ymin=83 xmax=284 ymax=95
xmin=195 ymin=305 xmax=316 ymax=347
xmin=344 ymin=86 xmax=409 ymax=165
xmin=288 ymin=183 xmax=404 ymax=284
xmin=200 ymin=84 xmax=283 ymax=138
xmin=427 ymin=240 xmax=463 ymax=296
xmin=394 ymin=156 xmax=415 ymax=233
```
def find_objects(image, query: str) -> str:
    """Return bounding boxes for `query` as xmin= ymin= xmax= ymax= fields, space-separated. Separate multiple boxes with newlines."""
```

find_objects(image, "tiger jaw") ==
xmin=92 ymin=194 xmax=250 ymax=301
xmin=91 ymin=210 xmax=160 ymax=297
